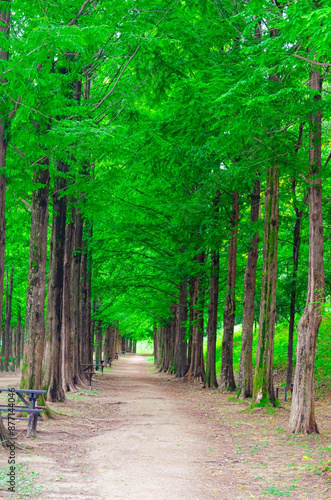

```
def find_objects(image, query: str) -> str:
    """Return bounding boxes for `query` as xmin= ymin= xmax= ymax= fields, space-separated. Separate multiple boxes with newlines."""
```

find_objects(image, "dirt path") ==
xmin=1 ymin=354 xmax=330 ymax=499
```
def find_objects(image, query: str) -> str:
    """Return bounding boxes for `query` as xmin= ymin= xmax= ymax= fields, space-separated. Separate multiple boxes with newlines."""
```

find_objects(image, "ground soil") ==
xmin=0 ymin=354 xmax=330 ymax=499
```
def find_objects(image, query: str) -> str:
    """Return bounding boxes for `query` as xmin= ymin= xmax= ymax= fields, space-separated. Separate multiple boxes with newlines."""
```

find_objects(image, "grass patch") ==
xmin=0 ymin=463 xmax=42 ymax=498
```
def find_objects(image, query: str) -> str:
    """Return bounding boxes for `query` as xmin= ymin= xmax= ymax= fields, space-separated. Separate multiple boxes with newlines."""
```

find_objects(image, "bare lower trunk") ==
xmin=252 ymin=167 xmax=279 ymax=405
xmin=79 ymin=236 xmax=88 ymax=366
xmin=95 ymin=321 xmax=102 ymax=365
xmin=239 ymin=180 xmax=260 ymax=398
xmin=62 ymin=221 xmax=75 ymax=392
xmin=175 ymin=281 xmax=188 ymax=377
xmin=168 ymin=305 xmax=177 ymax=373
xmin=70 ymin=205 xmax=83 ymax=386
xmin=22 ymin=167 xmax=50 ymax=390
xmin=16 ymin=307 xmax=22 ymax=368
xmin=205 ymin=251 xmax=219 ymax=388
xmin=4 ymin=269 xmax=13 ymax=371
xmin=186 ymin=254 xmax=205 ymax=381
xmin=289 ymin=68 xmax=323 ymax=434
xmin=286 ymin=181 xmax=303 ymax=388
xmin=103 ymin=326 xmax=112 ymax=362
xmin=220 ymin=192 xmax=239 ymax=391
xmin=45 ymin=163 xmax=67 ymax=401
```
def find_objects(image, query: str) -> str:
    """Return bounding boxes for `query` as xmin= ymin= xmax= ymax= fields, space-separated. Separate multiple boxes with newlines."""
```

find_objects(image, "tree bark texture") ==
xmin=186 ymin=254 xmax=205 ymax=381
xmin=4 ymin=268 xmax=13 ymax=371
xmin=62 ymin=220 xmax=75 ymax=392
xmin=16 ymin=306 xmax=22 ymax=368
xmin=205 ymin=251 xmax=219 ymax=388
xmin=70 ymin=205 xmax=83 ymax=385
xmin=175 ymin=281 xmax=188 ymax=377
xmin=220 ymin=192 xmax=239 ymax=391
xmin=286 ymin=180 xmax=304 ymax=388
xmin=103 ymin=326 xmax=113 ymax=362
xmin=95 ymin=321 xmax=102 ymax=366
xmin=253 ymin=167 xmax=279 ymax=405
xmin=289 ymin=68 xmax=324 ymax=434
xmin=239 ymin=180 xmax=261 ymax=398
xmin=45 ymin=164 xmax=67 ymax=401
xmin=22 ymin=167 xmax=50 ymax=390
xmin=79 ymin=235 xmax=88 ymax=366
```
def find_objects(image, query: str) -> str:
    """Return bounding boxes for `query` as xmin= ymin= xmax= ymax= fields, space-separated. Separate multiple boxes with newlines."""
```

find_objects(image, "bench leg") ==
xmin=284 ymin=388 xmax=287 ymax=402
xmin=27 ymin=414 xmax=33 ymax=438
xmin=31 ymin=414 xmax=38 ymax=438
xmin=276 ymin=388 xmax=279 ymax=399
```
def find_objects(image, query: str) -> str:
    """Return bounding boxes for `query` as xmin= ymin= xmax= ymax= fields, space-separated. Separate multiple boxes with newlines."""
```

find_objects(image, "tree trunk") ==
xmin=289 ymin=67 xmax=323 ymax=434
xmin=79 ymin=235 xmax=88 ymax=367
xmin=133 ymin=342 xmax=137 ymax=354
xmin=175 ymin=281 xmax=188 ymax=377
xmin=86 ymin=225 xmax=93 ymax=365
xmin=21 ymin=167 xmax=50 ymax=390
xmin=103 ymin=326 xmax=112 ymax=362
xmin=70 ymin=204 xmax=83 ymax=385
xmin=239 ymin=180 xmax=261 ymax=398
xmin=62 ymin=220 xmax=75 ymax=392
xmin=220 ymin=192 xmax=239 ymax=391
xmin=286 ymin=180 xmax=304 ymax=388
xmin=16 ymin=306 xmax=22 ymax=368
xmin=4 ymin=268 xmax=13 ymax=371
xmin=168 ymin=305 xmax=176 ymax=373
xmin=186 ymin=254 xmax=205 ymax=381
xmin=95 ymin=321 xmax=102 ymax=366
xmin=0 ymin=0 xmax=10 ymax=408
xmin=205 ymin=251 xmax=219 ymax=388
xmin=252 ymin=167 xmax=279 ymax=405
xmin=45 ymin=163 xmax=67 ymax=402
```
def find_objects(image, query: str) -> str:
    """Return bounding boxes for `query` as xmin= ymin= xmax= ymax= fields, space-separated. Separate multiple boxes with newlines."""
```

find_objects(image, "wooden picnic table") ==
xmin=0 ymin=388 xmax=46 ymax=438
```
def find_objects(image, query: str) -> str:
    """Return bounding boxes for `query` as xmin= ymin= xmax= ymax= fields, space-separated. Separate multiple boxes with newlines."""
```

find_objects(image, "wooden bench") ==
xmin=0 ymin=388 xmax=46 ymax=438
xmin=276 ymin=383 xmax=293 ymax=401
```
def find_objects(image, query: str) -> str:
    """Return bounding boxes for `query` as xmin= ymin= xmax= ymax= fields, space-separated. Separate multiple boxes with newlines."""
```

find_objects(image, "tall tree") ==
xmin=289 ymin=65 xmax=324 ymax=434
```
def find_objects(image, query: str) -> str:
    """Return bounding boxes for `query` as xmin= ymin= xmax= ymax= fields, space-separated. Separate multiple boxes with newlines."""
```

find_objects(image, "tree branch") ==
xmin=68 ymin=0 xmax=92 ymax=26
xmin=292 ymin=54 xmax=331 ymax=67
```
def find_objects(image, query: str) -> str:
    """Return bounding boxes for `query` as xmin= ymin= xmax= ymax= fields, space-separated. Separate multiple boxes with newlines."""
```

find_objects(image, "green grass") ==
xmin=0 ymin=463 xmax=42 ymax=498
